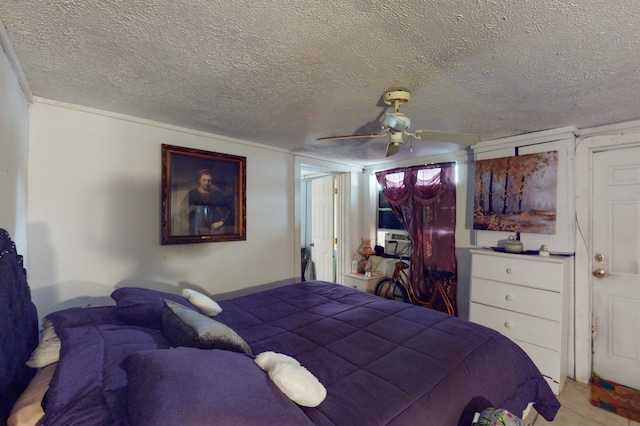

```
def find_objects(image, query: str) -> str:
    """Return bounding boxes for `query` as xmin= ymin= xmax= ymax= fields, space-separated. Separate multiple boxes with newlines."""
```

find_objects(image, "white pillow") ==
xmin=254 ymin=351 xmax=326 ymax=407
xmin=181 ymin=288 xmax=222 ymax=316
xmin=254 ymin=351 xmax=300 ymax=371
xmin=26 ymin=318 xmax=61 ymax=368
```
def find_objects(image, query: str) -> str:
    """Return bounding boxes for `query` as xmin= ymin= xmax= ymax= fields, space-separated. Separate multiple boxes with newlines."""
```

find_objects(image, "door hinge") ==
xmin=333 ymin=188 xmax=338 ymax=195
xmin=333 ymin=237 xmax=338 ymax=244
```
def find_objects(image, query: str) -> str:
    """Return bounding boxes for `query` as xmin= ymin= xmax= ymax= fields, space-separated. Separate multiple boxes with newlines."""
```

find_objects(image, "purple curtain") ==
xmin=376 ymin=162 xmax=457 ymax=315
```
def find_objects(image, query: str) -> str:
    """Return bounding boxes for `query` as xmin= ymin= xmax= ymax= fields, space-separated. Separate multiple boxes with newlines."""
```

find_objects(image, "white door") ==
xmin=311 ymin=175 xmax=335 ymax=282
xmin=592 ymin=144 xmax=640 ymax=389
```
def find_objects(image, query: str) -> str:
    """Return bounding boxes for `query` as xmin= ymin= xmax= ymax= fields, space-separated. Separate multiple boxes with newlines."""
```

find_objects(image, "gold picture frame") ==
xmin=161 ymin=144 xmax=246 ymax=244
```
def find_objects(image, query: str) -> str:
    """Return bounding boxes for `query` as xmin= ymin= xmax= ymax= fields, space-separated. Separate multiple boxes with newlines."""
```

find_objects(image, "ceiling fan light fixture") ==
xmin=384 ymin=113 xmax=410 ymax=132
xmin=385 ymin=142 xmax=400 ymax=157
xmin=389 ymin=130 xmax=403 ymax=144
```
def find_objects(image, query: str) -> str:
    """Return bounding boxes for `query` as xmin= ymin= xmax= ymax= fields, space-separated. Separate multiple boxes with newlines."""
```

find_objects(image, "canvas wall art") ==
xmin=161 ymin=144 xmax=246 ymax=244
xmin=474 ymin=151 xmax=558 ymax=234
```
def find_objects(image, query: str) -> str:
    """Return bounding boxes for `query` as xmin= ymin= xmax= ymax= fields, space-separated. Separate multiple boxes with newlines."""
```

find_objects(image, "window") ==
xmin=377 ymin=189 xmax=404 ymax=230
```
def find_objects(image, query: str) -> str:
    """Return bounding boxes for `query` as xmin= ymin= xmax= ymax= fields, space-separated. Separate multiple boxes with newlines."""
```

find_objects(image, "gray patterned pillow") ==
xmin=161 ymin=299 xmax=252 ymax=355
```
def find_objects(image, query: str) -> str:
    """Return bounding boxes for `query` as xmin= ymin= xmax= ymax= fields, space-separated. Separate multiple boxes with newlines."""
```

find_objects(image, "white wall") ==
xmin=27 ymin=101 xmax=297 ymax=319
xmin=0 ymin=44 xmax=29 ymax=254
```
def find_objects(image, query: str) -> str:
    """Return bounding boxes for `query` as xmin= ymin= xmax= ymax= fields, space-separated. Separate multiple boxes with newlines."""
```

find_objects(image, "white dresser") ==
xmin=469 ymin=249 xmax=573 ymax=394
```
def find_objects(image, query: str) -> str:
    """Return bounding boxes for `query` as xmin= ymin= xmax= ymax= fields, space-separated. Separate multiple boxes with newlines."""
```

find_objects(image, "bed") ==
xmin=1 ymin=231 xmax=560 ymax=425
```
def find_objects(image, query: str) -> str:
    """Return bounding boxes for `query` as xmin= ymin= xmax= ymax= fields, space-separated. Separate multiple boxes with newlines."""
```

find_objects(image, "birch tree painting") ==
xmin=474 ymin=151 xmax=558 ymax=234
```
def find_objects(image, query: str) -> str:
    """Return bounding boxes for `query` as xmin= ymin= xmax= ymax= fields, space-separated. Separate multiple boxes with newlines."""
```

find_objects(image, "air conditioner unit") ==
xmin=384 ymin=232 xmax=411 ymax=258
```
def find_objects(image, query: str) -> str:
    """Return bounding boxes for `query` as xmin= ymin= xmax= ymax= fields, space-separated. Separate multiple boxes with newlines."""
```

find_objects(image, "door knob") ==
xmin=593 ymin=268 xmax=606 ymax=278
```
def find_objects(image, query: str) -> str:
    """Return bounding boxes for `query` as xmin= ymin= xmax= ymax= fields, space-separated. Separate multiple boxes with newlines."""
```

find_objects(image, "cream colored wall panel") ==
xmin=27 ymin=102 xmax=298 ymax=319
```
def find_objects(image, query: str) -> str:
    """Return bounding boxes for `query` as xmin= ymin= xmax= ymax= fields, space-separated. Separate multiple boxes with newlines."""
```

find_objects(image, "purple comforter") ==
xmin=44 ymin=281 xmax=559 ymax=425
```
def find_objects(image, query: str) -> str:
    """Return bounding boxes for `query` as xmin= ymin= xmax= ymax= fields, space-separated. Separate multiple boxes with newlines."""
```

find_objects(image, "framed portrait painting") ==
xmin=161 ymin=144 xmax=246 ymax=244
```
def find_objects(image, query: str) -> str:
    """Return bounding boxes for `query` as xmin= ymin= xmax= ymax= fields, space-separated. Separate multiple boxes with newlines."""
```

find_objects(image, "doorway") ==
xmin=575 ymin=132 xmax=640 ymax=386
xmin=591 ymin=144 xmax=640 ymax=389
xmin=297 ymin=158 xmax=354 ymax=284
xmin=303 ymin=174 xmax=335 ymax=282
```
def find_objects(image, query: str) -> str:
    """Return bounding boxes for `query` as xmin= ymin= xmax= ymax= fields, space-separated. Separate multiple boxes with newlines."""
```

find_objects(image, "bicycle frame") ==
xmin=380 ymin=261 xmax=455 ymax=316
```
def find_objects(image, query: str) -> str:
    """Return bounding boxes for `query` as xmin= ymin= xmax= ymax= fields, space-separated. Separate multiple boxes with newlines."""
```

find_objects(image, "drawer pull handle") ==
xmin=506 ymin=268 xmax=514 ymax=274
xmin=504 ymin=322 xmax=513 ymax=329
xmin=505 ymin=295 xmax=514 ymax=302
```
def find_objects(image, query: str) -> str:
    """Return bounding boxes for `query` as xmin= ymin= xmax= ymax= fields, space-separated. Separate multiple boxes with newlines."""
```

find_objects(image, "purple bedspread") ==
xmin=217 ymin=281 xmax=559 ymax=424
xmin=44 ymin=281 xmax=559 ymax=425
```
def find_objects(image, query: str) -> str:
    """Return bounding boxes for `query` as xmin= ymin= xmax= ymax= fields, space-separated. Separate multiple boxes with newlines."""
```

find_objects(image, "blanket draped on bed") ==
xmin=0 ymin=229 xmax=38 ymax=425
xmin=43 ymin=281 xmax=559 ymax=425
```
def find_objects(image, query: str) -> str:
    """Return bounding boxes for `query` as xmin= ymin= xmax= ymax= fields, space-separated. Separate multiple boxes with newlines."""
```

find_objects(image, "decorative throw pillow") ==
xmin=254 ymin=351 xmax=326 ymax=407
xmin=181 ymin=288 xmax=222 ymax=316
xmin=126 ymin=348 xmax=313 ymax=426
xmin=162 ymin=299 xmax=252 ymax=355
xmin=254 ymin=351 xmax=300 ymax=371
xmin=111 ymin=287 xmax=198 ymax=330
xmin=26 ymin=318 xmax=61 ymax=368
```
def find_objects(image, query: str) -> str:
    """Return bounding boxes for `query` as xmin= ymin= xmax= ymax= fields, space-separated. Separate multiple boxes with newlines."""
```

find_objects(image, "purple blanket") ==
xmin=44 ymin=281 xmax=559 ymax=425
xmin=0 ymin=229 xmax=38 ymax=424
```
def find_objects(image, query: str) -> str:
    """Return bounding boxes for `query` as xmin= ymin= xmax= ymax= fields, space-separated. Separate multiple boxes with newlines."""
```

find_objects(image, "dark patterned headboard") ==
xmin=0 ymin=229 xmax=38 ymax=423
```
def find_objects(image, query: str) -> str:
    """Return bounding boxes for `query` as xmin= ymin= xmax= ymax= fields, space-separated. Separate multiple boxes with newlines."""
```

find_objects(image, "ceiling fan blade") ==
xmin=412 ymin=130 xmax=480 ymax=145
xmin=385 ymin=143 xmax=400 ymax=157
xmin=317 ymin=132 xmax=386 ymax=141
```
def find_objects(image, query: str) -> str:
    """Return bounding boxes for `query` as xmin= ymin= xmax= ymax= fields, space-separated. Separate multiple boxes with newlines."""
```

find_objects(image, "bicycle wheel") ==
xmin=375 ymin=278 xmax=409 ymax=303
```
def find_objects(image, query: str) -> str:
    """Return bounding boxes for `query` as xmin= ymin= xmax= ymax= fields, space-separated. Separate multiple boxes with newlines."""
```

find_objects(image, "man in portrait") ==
xmin=185 ymin=169 xmax=234 ymax=235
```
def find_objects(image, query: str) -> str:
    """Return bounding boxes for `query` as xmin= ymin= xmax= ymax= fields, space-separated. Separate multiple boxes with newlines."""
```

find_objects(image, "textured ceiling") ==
xmin=1 ymin=1 xmax=640 ymax=166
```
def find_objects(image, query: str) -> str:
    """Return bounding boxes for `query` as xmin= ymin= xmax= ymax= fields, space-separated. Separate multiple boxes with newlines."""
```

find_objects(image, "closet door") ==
xmin=311 ymin=175 xmax=335 ymax=282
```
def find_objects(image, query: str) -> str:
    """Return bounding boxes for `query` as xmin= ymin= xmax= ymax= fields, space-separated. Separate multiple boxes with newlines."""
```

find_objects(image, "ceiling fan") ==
xmin=318 ymin=90 xmax=481 ymax=157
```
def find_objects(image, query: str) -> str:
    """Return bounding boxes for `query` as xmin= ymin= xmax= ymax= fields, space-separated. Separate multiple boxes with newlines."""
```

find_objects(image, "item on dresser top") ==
xmin=502 ymin=235 xmax=524 ymax=253
xmin=490 ymin=247 xmax=540 ymax=255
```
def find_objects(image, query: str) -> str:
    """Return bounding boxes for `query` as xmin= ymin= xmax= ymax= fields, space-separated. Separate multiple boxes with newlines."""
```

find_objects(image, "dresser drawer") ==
xmin=470 ymin=278 xmax=561 ymax=321
xmin=342 ymin=273 xmax=384 ymax=294
xmin=471 ymin=253 xmax=564 ymax=292
xmin=516 ymin=339 xmax=561 ymax=384
xmin=470 ymin=302 xmax=560 ymax=351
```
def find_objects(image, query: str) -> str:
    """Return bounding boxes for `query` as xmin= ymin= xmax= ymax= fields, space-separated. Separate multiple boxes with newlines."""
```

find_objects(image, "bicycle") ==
xmin=375 ymin=259 xmax=455 ymax=316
